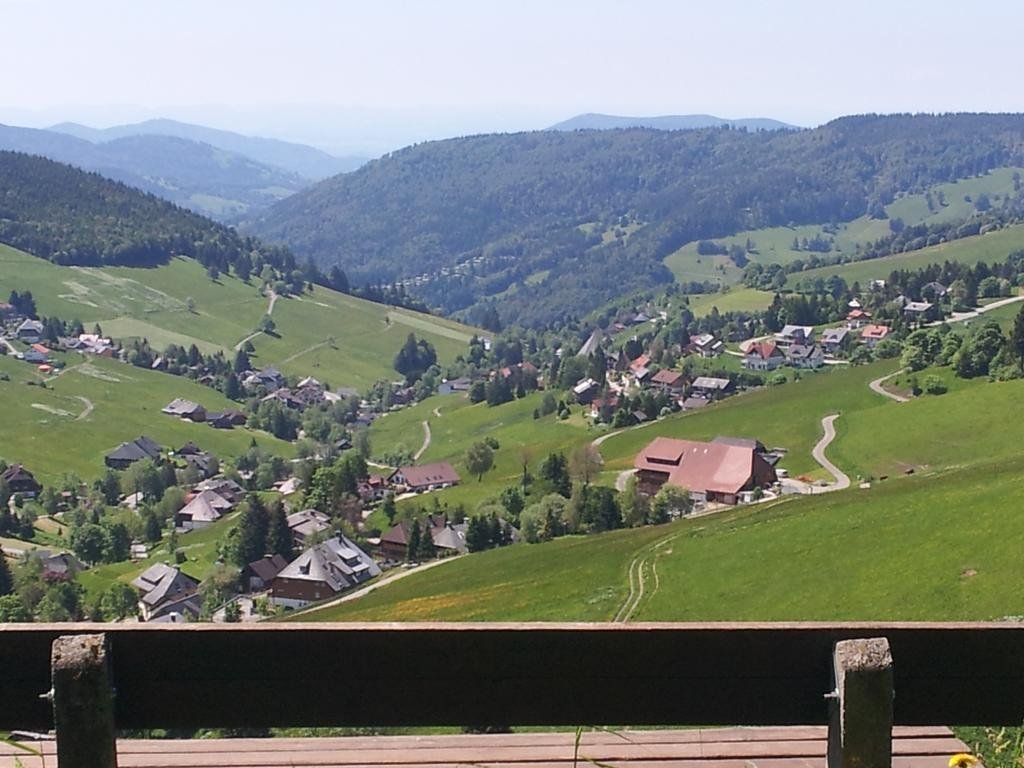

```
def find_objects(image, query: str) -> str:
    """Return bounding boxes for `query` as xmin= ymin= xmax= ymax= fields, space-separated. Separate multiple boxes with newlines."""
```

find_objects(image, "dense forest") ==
xmin=249 ymin=113 xmax=1024 ymax=327
xmin=0 ymin=151 xmax=297 ymax=275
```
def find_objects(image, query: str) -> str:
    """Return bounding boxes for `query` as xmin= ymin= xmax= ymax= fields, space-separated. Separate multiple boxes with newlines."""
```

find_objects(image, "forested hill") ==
xmin=248 ymin=113 xmax=1024 ymax=327
xmin=0 ymin=151 xmax=296 ymax=274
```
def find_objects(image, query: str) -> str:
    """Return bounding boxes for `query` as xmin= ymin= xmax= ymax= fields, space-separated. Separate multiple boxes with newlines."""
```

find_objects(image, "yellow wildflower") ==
xmin=949 ymin=753 xmax=979 ymax=768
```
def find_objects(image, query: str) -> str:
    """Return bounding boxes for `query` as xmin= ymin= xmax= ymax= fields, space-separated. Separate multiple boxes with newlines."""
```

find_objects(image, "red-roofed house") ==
xmin=650 ymin=369 xmax=685 ymax=395
xmin=860 ymin=324 xmax=891 ymax=348
xmin=634 ymin=436 xmax=777 ymax=505
xmin=846 ymin=308 xmax=872 ymax=329
xmin=390 ymin=462 xmax=461 ymax=493
xmin=741 ymin=341 xmax=785 ymax=371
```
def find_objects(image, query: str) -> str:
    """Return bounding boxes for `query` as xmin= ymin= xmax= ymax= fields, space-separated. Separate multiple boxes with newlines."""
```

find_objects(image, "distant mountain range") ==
xmin=0 ymin=123 xmax=312 ymax=221
xmin=48 ymin=118 xmax=367 ymax=180
xmin=548 ymin=113 xmax=799 ymax=132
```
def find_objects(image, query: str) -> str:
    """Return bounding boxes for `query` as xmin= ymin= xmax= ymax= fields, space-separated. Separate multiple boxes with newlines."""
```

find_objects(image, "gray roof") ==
xmin=107 ymin=436 xmax=162 ymax=462
xmin=177 ymin=490 xmax=232 ymax=524
xmin=577 ymin=329 xmax=605 ymax=358
xmin=691 ymin=376 xmax=731 ymax=390
xmin=275 ymin=535 xmax=381 ymax=593
xmin=821 ymin=327 xmax=849 ymax=343
xmin=287 ymin=509 xmax=331 ymax=539
xmin=131 ymin=563 xmax=199 ymax=609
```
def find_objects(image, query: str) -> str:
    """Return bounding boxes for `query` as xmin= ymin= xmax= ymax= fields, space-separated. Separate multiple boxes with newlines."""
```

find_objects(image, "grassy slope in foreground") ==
xmin=305 ymin=453 xmax=1024 ymax=622
xmin=0 ymin=244 xmax=479 ymax=389
xmin=0 ymin=353 xmax=291 ymax=484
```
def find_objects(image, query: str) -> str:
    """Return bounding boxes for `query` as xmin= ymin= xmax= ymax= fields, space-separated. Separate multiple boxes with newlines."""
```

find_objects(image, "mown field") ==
xmin=0 ymin=244 xmax=480 ymax=389
xmin=0 ymin=353 xmax=292 ymax=483
xmin=664 ymin=168 xmax=1024 ymax=287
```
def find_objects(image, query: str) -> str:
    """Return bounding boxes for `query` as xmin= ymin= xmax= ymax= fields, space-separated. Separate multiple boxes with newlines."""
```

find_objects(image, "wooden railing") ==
xmin=2 ymin=622 xmax=1023 ymax=767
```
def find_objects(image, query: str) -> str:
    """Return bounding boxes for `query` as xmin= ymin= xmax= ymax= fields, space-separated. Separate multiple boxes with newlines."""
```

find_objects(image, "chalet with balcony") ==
xmin=270 ymin=535 xmax=380 ymax=609
xmin=741 ymin=340 xmax=785 ymax=371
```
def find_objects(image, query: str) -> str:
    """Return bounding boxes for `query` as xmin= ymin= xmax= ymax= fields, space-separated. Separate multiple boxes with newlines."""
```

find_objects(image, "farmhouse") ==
xmin=131 ymin=563 xmax=202 ymax=622
xmin=742 ymin=340 xmax=785 ymax=371
xmin=820 ymin=327 xmax=849 ymax=355
xmin=687 ymin=333 xmax=724 ymax=358
xmin=650 ymin=369 xmax=686 ymax=395
xmin=1 ymin=463 xmax=41 ymax=495
xmin=162 ymin=398 xmax=207 ymax=422
xmin=903 ymin=301 xmax=937 ymax=322
xmin=194 ymin=477 xmax=246 ymax=505
xmin=287 ymin=509 xmax=332 ymax=546
xmin=633 ymin=436 xmax=777 ymax=505
xmin=775 ymin=325 xmax=814 ymax=348
xmin=207 ymin=410 xmax=247 ymax=429
xmin=379 ymin=516 xmax=468 ymax=561
xmin=270 ymin=535 xmax=381 ymax=609
xmin=577 ymin=329 xmax=607 ymax=358
xmin=785 ymin=344 xmax=825 ymax=369
xmin=15 ymin=319 xmax=43 ymax=342
xmin=174 ymin=489 xmax=233 ymax=531
xmin=243 ymin=367 xmax=285 ymax=391
xmin=690 ymin=376 xmax=733 ymax=400
xmin=391 ymin=462 xmax=461 ymax=493
xmin=860 ymin=324 xmax=891 ymax=348
xmin=572 ymin=377 xmax=600 ymax=404
xmin=104 ymin=436 xmax=162 ymax=470
xmin=242 ymin=554 xmax=289 ymax=592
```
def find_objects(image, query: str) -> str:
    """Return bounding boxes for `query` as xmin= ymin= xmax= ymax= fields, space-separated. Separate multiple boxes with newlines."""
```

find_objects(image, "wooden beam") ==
xmin=51 ymin=633 xmax=118 ymax=768
xmin=828 ymin=637 xmax=894 ymax=768
xmin=1 ymin=623 xmax=1022 ymax=730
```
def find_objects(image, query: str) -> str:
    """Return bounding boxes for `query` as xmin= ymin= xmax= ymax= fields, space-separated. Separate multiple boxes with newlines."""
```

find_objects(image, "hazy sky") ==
xmin=2 ymin=0 xmax=1022 ymax=154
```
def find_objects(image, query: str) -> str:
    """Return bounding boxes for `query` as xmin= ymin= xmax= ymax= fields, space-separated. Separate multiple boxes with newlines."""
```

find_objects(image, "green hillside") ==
xmin=0 ymin=243 xmax=479 ymax=390
xmin=306 ymin=454 xmax=1024 ymax=622
xmin=0 ymin=353 xmax=291 ymax=484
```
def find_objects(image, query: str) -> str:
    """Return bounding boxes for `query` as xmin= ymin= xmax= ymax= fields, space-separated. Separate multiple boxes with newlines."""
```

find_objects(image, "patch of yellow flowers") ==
xmin=950 ymin=753 xmax=980 ymax=768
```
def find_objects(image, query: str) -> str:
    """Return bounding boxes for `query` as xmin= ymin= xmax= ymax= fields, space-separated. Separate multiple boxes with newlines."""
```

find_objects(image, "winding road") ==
xmin=413 ymin=420 xmax=432 ymax=461
xmin=869 ymin=368 xmax=910 ymax=403
xmin=809 ymin=414 xmax=850 ymax=491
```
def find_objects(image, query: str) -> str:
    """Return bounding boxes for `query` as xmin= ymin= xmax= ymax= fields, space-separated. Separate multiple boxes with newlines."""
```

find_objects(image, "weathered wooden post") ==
xmin=827 ymin=637 xmax=894 ymax=768
xmin=51 ymin=633 xmax=118 ymax=768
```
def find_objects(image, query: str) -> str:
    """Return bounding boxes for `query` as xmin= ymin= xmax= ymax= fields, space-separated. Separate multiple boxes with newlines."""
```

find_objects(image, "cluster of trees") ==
xmin=393 ymin=333 xmax=438 ymax=383
xmin=224 ymin=496 xmax=294 ymax=567
xmin=6 ymin=289 xmax=37 ymax=317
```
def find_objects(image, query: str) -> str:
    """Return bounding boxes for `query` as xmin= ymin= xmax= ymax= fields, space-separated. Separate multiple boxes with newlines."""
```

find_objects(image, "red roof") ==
xmin=651 ymin=369 xmax=685 ymax=386
xmin=746 ymin=341 xmax=783 ymax=360
xmin=634 ymin=437 xmax=762 ymax=495
xmin=31 ymin=343 xmax=49 ymax=354
xmin=629 ymin=354 xmax=652 ymax=372
xmin=847 ymin=309 xmax=871 ymax=320
xmin=861 ymin=324 xmax=890 ymax=340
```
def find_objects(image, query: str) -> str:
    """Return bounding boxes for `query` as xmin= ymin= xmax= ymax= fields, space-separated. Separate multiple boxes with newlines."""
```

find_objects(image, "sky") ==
xmin=2 ymin=0 xmax=1023 ymax=155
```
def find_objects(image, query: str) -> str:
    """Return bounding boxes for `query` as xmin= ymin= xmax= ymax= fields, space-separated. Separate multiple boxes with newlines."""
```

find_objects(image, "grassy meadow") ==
xmin=0 ymin=244 xmax=480 ymax=390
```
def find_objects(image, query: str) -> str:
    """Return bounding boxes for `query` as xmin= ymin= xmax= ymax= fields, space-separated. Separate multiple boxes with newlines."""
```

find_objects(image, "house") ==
xmin=207 ymin=410 xmax=247 ymax=429
xmin=775 ymin=325 xmax=814 ymax=348
xmin=287 ymin=509 xmax=332 ymax=546
xmin=162 ymin=398 xmax=207 ymax=422
xmin=357 ymin=474 xmax=388 ymax=503
xmin=687 ymin=334 xmax=724 ymax=358
xmin=904 ymin=301 xmax=937 ymax=322
xmin=270 ymin=535 xmax=381 ymax=609
xmin=572 ymin=377 xmax=600 ymax=404
xmin=131 ymin=563 xmax=202 ymax=622
xmin=1 ymin=463 xmax=41 ymax=495
xmin=15 ymin=319 xmax=43 ymax=342
xmin=57 ymin=336 xmax=84 ymax=351
xmin=923 ymin=281 xmax=948 ymax=300
xmin=690 ymin=376 xmax=733 ymax=400
xmin=860 ymin=324 xmax=891 ymax=348
xmin=786 ymin=344 xmax=825 ymax=369
xmin=242 ymin=554 xmax=289 ymax=592
xmin=438 ymin=377 xmax=472 ymax=395
xmin=23 ymin=349 xmax=47 ymax=364
xmin=391 ymin=462 xmax=461 ymax=493
xmin=242 ymin=367 xmax=285 ymax=391
xmin=379 ymin=516 xmax=468 ymax=561
xmin=104 ymin=436 xmax=162 ymax=470
xmin=175 ymin=490 xmax=233 ymax=530
xmin=650 ymin=369 xmax=686 ymax=395
xmin=29 ymin=550 xmax=84 ymax=580
xmin=77 ymin=333 xmax=115 ymax=357
xmin=589 ymin=396 xmax=620 ymax=420
xmin=193 ymin=477 xmax=246 ymax=505
xmin=820 ymin=327 xmax=850 ymax=355
xmin=177 ymin=441 xmax=204 ymax=456
xmin=633 ymin=436 xmax=777 ymax=506
xmin=184 ymin=452 xmax=218 ymax=478
xmin=274 ymin=477 xmax=301 ymax=496
xmin=843 ymin=309 xmax=868 ymax=329
xmin=741 ymin=341 xmax=785 ymax=371
xmin=262 ymin=388 xmax=305 ymax=410
xmin=577 ymin=329 xmax=607 ymax=358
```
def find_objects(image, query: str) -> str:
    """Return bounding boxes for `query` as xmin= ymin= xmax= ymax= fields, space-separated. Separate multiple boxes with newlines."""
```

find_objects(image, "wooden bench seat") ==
xmin=0 ymin=726 xmax=969 ymax=768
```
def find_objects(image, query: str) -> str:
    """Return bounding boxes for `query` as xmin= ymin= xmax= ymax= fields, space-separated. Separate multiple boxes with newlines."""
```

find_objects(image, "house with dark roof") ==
xmin=785 ymin=344 xmax=825 ymax=369
xmin=270 ymin=535 xmax=381 ymax=609
xmin=1 ymin=464 xmax=41 ymax=496
xmin=572 ymin=377 xmax=600 ymax=404
xmin=820 ymin=327 xmax=850 ymax=355
xmin=903 ymin=301 xmax=938 ymax=323
xmin=391 ymin=462 xmax=461 ymax=493
xmin=242 ymin=367 xmax=286 ymax=391
xmin=690 ymin=376 xmax=733 ymax=400
xmin=174 ymin=490 xmax=233 ymax=531
xmin=634 ymin=436 xmax=777 ymax=506
xmin=15 ymin=319 xmax=43 ymax=342
xmin=741 ymin=341 xmax=785 ymax=371
xmin=104 ymin=436 xmax=162 ymax=470
xmin=287 ymin=509 xmax=332 ymax=546
xmin=131 ymin=563 xmax=202 ymax=622
xmin=242 ymin=554 xmax=289 ymax=592
xmin=207 ymin=410 xmax=247 ymax=429
xmin=379 ymin=515 xmax=468 ymax=561
xmin=193 ymin=477 xmax=246 ymax=505
xmin=775 ymin=325 xmax=814 ymax=348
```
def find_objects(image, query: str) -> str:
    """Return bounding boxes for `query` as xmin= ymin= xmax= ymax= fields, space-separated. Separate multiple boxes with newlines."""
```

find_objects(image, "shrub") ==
xmin=923 ymin=375 xmax=947 ymax=395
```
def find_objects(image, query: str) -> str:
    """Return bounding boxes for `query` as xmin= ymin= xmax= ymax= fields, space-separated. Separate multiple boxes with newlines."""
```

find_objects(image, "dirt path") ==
xmin=74 ymin=395 xmax=94 ymax=421
xmin=810 ymin=414 xmax=851 ymax=491
xmin=293 ymin=556 xmax=461 ymax=617
xmin=280 ymin=339 xmax=331 ymax=365
xmin=615 ymin=469 xmax=636 ymax=492
xmin=413 ymin=420 xmax=432 ymax=461
xmin=267 ymin=289 xmax=279 ymax=316
xmin=432 ymin=406 xmax=442 ymax=418
xmin=614 ymin=530 xmax=682 ymax=622
xmin=869 ymin=368 xmax=910 ymax=403
xmin=233 ymin=290 xmax=280 ymax=351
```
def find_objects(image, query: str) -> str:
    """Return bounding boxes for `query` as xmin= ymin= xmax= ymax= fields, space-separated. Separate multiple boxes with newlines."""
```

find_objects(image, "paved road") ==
xmin=810 ymin=414 xmax=850 ymax=491
xmin=925 ymin=294 xmax=1024 ymax=327
xmin=868 ymin=368 xmax=910 ymax=403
